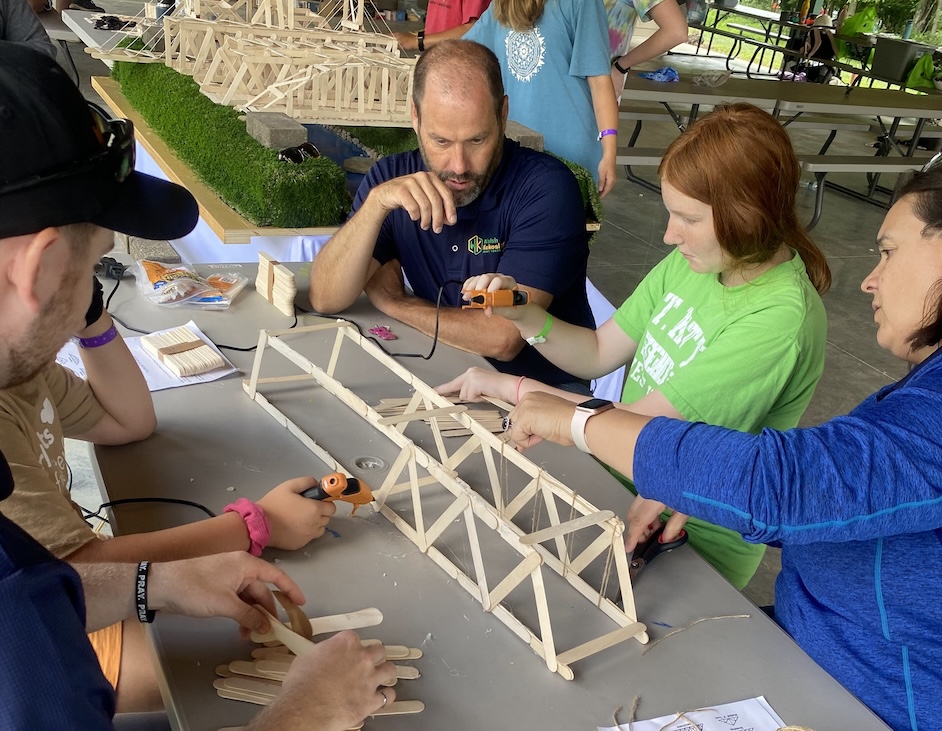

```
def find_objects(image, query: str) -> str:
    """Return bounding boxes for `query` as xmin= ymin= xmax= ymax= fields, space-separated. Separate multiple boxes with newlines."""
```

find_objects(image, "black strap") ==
xmin=136 ymin=561 xmax=156 ymax=623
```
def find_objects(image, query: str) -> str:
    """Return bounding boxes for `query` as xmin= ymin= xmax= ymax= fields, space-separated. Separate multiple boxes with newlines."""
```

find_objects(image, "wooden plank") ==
xmin=92 ymin=76 xmax=340 ymax=244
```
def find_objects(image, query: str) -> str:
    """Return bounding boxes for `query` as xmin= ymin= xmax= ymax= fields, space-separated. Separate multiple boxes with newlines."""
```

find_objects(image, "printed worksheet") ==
xmin=57 ymin=321 xmax=238 ymax=392
xmin=599 ymin=697 xmax=786 ymax=731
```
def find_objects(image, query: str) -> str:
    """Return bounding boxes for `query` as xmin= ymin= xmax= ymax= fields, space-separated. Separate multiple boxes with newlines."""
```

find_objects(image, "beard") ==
xmin=1 ymin=266 xmax=85 ymax=390
xmin=418 ymin=139 xmax=503 ymax=208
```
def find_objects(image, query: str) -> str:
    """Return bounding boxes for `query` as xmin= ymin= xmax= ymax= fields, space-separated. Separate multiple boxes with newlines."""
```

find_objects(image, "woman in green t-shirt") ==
xmin=436 ymin=103 xmax=831 ymax=589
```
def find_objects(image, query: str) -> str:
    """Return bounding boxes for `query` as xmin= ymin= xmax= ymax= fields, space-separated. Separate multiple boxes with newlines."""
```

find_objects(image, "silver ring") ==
xmin=502 ymin=416 xmax=512 ymax=432
xmin=379 ymin=688 xmax=389 ymax=708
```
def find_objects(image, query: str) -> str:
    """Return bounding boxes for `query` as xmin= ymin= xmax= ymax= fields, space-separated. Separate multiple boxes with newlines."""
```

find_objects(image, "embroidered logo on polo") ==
xmin=468 ymin=235 xmax=502 ymax=255
xmin=505 ymin=28 xmax=545 ymax=82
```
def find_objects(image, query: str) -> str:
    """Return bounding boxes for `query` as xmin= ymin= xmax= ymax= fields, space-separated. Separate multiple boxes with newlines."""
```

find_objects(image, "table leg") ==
xmin=57 ymin=39 xmax=80 ymax=86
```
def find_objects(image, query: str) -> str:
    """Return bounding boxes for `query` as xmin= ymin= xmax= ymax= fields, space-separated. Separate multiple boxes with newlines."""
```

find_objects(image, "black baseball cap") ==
xmin=0 ymin=41 xmax=199 ymax=240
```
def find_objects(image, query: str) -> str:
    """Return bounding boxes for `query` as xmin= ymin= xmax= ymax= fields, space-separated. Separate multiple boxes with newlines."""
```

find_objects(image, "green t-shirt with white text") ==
xmin=613 ymin=248 xmax=827 ymax=588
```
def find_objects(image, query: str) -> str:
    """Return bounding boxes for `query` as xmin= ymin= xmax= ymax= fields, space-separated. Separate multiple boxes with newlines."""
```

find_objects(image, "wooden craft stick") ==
xmin=554 ymin=622 xmax=647 ymax=666
xmin=156 ymin=339 xmax=203 ymax=356
xmin=250 ymin=607 xmax=384 ymax=643
xmin=361 ymin=639 xmax=423 ymax=660
xmin=371 ymin=700 xmax=425 ymax=717
xmin=274 ymin=590 xmax=313 ymax=639
xmin=249 ymin=641 xmax=419 ymax=661
xmin=254 ymin=605 xmax=315 ymax=656
xmin=228 ymin=660 xmax=284 ymax=681
xmin=518 ymin=511 xmax=616 ymax=545
xmin=376 ymin=404 xmax=467 ymax=426
xmin=309 ymin=607 xmax=384 ymax=635
xmin=254 ymin=658 xmax=420 ymax=681
xmin=217 ymin=677 xmax=424 ymax=716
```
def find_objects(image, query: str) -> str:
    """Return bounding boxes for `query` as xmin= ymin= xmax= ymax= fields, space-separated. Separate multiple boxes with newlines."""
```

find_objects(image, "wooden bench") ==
xmin=618 ymin=103 xmax=689 ymax=151
xmin=615 ymin=147 xmax=665 ymax=193
xmin=798 ymin=155 xmax=928 ymax=230
xmin=869 ymin=122 xmax=942 ymax=139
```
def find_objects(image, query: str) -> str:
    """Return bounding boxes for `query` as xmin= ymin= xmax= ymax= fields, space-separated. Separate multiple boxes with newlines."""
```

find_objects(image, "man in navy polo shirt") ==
xmin=310 ymin=39 xmax=593 ymax=389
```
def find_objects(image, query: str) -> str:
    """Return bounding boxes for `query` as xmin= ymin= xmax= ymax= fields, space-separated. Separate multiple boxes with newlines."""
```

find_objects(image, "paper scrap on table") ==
xmin=57 ymin=321 xmax=238 ymax=392
xmin=598 ymin=697 xmax=785 ymax=731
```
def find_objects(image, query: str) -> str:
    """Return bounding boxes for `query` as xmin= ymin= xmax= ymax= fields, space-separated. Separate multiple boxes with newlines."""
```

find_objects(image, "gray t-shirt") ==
xmin=0 ymin=0 xmax=57 ymax=59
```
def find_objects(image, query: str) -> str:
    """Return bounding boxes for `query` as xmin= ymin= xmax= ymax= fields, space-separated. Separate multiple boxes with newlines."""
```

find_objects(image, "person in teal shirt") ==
xmin=436 ymin=103 xmax=831 ymax=589
xmin=465 ymin=0 xmax=619 ymax=196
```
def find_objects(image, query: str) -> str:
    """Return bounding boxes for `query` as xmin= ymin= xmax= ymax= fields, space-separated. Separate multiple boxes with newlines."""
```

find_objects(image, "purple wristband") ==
xmin=224 ymin=498 xmax=271 ymax=556
xmin=76 ymin=324 xmax=118 ymax=349
xmin=597 ymin=128 xmax=618 ymax=141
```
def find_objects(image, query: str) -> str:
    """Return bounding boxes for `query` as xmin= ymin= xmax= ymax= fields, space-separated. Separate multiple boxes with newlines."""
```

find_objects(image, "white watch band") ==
xmin=570 ymin=409 xmax=594 ymax=453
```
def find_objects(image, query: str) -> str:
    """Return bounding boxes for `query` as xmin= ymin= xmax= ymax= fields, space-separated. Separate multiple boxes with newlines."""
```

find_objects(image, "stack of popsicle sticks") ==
xmin=256 ymin=252 xmax=297 ymax=317
xmin=214 ymin=597 xmax=424 ymax=717
xmin=141 ymin=326 xmax=227 ymax=377
xmin=374 ymin=395 xmax=506 ymax=437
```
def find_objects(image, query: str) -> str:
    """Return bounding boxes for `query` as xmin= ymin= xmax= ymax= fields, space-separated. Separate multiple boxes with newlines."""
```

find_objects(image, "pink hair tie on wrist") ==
xmin=224 ymin=498 xmax=271 ymax=556
xmin=515 ymin=376 xmax=526 ymax=403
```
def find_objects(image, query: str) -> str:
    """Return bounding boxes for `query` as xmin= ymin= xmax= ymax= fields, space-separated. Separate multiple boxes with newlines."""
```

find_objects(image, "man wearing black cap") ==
xmin=0 ymin=42 xmax=396 ymax=731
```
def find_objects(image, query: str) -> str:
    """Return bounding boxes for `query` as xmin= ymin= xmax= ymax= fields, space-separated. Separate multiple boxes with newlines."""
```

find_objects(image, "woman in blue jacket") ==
xmin=502 ymin=159 xmax=942 ymax=731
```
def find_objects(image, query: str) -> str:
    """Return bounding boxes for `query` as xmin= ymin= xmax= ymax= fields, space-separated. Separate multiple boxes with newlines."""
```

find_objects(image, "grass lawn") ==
xmin=690 ymin=0 xmax=901 ymax=91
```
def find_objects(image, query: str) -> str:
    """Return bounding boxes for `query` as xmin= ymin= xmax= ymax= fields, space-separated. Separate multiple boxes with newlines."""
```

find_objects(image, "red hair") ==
xmin=659 ymin=103 xmax=830 ymax=294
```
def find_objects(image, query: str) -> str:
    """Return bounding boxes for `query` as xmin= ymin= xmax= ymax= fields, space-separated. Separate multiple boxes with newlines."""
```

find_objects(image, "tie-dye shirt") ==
xmin=604 ymin=0 xmax=664 ymax=56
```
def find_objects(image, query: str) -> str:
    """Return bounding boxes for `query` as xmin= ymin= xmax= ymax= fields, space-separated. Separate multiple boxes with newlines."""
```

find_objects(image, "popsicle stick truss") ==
xmin=88 ymin=0 xmax=416 ymax=127
xmin=243 ymin=321 xmax=648 ymax=679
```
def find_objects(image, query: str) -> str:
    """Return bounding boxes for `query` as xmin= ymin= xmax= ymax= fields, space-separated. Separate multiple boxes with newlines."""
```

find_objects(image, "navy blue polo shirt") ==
xmin=350 ymin=138 xmax=594 ymax=387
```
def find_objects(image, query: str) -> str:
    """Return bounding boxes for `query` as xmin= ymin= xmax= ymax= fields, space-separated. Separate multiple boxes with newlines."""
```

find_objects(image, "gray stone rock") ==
xmin=246 ymin=112 xmax=307 ymax=150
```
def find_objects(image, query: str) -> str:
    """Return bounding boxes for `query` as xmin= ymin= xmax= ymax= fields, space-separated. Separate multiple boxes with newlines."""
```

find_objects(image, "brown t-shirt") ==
xmin=0 ymin=361 xmax=106 ymax=557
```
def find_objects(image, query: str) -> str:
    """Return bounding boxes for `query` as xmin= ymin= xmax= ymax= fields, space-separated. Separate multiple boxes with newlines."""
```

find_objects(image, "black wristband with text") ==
xmin=136 ymin=561 xmax=156 ymax=623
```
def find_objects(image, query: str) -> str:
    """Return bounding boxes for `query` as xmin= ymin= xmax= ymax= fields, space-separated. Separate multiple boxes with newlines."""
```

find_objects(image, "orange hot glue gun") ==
xmin=300 ymin=472 xmax=373 ymax=515
xmin=462 ymin=289 xmax=529 ymax=309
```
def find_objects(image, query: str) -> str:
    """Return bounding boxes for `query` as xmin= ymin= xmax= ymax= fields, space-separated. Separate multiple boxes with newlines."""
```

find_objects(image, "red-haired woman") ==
xmin=437 ymin=103 xmax=831 ymax=590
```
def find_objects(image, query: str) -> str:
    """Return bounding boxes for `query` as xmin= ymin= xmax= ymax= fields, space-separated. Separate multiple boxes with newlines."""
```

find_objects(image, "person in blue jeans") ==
xmin=502 ymin=158 xmax=942 ymax=731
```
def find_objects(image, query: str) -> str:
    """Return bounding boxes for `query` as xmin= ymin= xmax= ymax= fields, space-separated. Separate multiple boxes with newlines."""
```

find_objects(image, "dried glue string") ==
xmin=499 ymin=436 xmax=509 ymax=512
xmin=530 ymin=474 xmax=544 ymax=536
xmin=641 ymin=614 xmax=751 ymax=656
xmin=597 ymin=525 xmax=617 ymax=607
xmin=561 ymin=490 xmax=577 ymax=577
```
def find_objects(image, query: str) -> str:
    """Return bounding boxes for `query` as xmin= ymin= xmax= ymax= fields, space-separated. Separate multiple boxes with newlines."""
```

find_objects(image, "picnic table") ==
xmin=616 ymin=75 xmax=938 ymax=227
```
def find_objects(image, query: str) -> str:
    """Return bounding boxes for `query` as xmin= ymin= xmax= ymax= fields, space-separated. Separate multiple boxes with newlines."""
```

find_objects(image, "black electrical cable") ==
xmin=102 ymin=275 xmax=299 ymax=349
xmin=105 ymin=270 xmax=460 ymax=359
xmin=83 ymin=497 xmax=216 ymax=524
xmin=299 ymin=278 xmax=463 ymax=361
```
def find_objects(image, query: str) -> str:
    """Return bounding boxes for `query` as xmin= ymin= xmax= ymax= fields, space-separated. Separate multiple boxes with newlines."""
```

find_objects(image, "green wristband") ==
xmin=525 ymin=313 xmax=553 ymax=346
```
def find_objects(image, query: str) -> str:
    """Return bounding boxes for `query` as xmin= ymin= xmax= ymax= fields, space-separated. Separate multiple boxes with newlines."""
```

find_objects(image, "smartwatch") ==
xmin=570 ymin=398 xmax=614 ymax=454
xmin=612 ymin=57 xmax=630 ymax=75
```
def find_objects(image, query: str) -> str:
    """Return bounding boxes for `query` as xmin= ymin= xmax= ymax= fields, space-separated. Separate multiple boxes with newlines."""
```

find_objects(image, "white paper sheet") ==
xmin=57 ymin=321 xmax=238 ymax=392
xmin=598 ymin=697 xmax=786 ymax=731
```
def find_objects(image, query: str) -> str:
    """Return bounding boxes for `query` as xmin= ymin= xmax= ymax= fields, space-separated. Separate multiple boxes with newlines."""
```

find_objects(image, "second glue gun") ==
xmin=301 ymin=472 xmax=374 ymax=516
